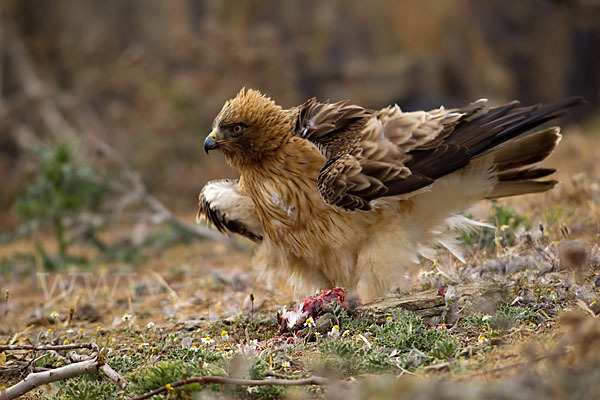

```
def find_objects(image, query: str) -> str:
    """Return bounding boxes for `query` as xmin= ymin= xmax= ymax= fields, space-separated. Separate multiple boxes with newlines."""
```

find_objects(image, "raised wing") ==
xmin=296 ymin=97 xmax=583 ymax=211
xmin=197 ymin=179 xmax=263 ymax=242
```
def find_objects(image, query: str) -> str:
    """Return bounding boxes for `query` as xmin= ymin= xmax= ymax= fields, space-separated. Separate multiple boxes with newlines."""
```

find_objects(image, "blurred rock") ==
xmin=558 ymin=240 xmax=590 ymax=271
xmin=74 ymin=304 xmax=101 ymax=322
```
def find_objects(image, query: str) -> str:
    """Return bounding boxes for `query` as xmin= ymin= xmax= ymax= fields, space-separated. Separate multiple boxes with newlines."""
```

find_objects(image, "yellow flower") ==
xmin=47 ymin=328 xmax=53 ymax=333
xmin=304 ymin=317 xmax=315 ymax=327
xmin=166 ymin=383 xmax=174 ymax=391
xmin=63 ymin=340 xmax=69 ymax=344
xmin=386 ymin=316 xmax=392 ymax=321
xmin=96 ymin=326 xmax=102 ymax=331
xmin=221 ymin=330 xmax=229 ymax=339
xmin=477 ymin=335 xmax=488 ymax=343
xmin=78 ymin=328 xmax=85 ymax=334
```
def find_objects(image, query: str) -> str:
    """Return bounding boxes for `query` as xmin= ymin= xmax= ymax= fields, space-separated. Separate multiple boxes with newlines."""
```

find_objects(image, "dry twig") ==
xmin=0 ymin=343 xmax=95 ymax=352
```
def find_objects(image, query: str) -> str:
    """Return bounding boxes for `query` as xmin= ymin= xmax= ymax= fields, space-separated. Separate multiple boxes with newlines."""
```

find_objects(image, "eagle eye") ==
xmin=231 ymin=124 xmax=244 ymax=134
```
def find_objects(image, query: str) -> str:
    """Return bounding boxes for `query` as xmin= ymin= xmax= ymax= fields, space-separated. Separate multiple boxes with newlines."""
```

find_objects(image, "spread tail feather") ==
xmin=483 ymin=126 xmax=563 ymax=199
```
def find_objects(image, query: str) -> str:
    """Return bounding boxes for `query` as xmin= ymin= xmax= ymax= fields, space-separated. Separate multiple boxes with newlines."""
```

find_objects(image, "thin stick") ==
xmin=132 ymin=376 xmax=331 ymax=400
xmin=0 ymin=343 xmax=95 ymax=352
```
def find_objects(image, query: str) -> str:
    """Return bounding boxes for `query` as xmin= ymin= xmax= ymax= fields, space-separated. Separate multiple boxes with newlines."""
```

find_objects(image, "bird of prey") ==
xmin=198 ymin=88 xmax=582 ymax=302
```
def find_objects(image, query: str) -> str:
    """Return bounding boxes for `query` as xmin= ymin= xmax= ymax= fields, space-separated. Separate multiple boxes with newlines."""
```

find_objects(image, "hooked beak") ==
xmin=204 ymin=130 xmax=219 ymax=153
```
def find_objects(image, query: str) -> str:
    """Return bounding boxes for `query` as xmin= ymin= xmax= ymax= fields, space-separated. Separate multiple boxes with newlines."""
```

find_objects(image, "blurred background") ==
xmin=1 ymin=0 xmax=599 ymax=230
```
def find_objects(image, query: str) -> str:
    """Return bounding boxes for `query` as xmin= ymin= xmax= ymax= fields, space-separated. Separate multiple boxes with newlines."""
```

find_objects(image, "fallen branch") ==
xmin=1 ymin=358 xmax=99 ymax=399
xmin=354 ymin=282 xmax=507 ymax=325
xmin=100 ymin=363 xmax=130 ymax=391
xmin=0 ymin=343 xmax=95 ymax=352
xmin=1 ymin=342 xmax=130 ymax=398
xmin=132 ymin=375 xmax=331 ymax=400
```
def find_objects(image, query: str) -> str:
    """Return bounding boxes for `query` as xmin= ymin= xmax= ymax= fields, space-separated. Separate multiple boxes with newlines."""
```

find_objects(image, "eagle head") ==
xmin=205 ymin=88 xmax=293 ymax=167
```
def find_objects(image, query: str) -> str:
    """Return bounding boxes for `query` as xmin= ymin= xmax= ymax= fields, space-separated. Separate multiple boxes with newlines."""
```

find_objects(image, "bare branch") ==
xmin=100 ymin=363 xmax=130 ymax=391
xmin=2 ymin=358 xmax=99 ymax=399
xmin=0 ymin=343 xmax=95 ymax=352
xmin=132 ymin=375 xmax=332 ymax=400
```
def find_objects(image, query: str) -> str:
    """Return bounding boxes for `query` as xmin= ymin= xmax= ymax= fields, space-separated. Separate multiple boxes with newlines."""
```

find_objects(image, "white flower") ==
xmin=139 ymin=342 xmax=149 ymax=349
xmin=201 ymin=336 xmax=215 ymax=345
xmin=282 ymin=361 xmax=290 ymax=368
xmin=342 ymin=330 xmax=350 ymax=337
xmin=190 ymin=346 xmax=199 ymax=352
xmin=202 ymin=361 xmax=209 ymax=368
xmin=66 ymin=329 xmax=74 ymax=334
xmin=418 ymin=269 xmax=434 ymax=278
xmin=221 ymin=330 xmax=229 ymax=340
xmin=122 ymin=313 xmax=132 ymax=321
xmin=249 ymin=339 xmax=258 ymax=347
xmin=146 ymin=322 xmax=155 ymax=329
xmin=478 ymin=335 xmax=489 ymax=344
xmin=50 ymin=311 xmax=59 ymax=319
xmin=314 ymin=332 xmax=321 ymax=337
xmin=304 ymin=317 xmax=315 ymax=328
xmin=235 ymin=343 xmax=258 ymax=356
xmin=329 ymin=325 xmax=340 ymax=339
xmin=78 ymin=328 xmax=85 ymax=335
xmin=482 ymin=314 xmax=492 ymax=321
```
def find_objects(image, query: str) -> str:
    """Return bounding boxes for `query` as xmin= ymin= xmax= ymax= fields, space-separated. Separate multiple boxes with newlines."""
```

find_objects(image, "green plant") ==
xmin=462 ymin=200 xmax=530 ymax=249
xmin=51 ymin=373 xmax=122 ymax=400
xmin=15 ymin=142 xmax=109 ymax=269
xmin=318 ymin=308 xmax=461 ymax=376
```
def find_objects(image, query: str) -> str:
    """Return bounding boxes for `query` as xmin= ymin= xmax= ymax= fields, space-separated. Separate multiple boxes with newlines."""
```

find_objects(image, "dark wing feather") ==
xmin=296 ymin=96 xmax=584 ymax=211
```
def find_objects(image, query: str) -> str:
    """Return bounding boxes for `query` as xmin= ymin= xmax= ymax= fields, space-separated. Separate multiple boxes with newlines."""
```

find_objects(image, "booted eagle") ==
xmin=198 ymin=89 xmax=582 ymax=302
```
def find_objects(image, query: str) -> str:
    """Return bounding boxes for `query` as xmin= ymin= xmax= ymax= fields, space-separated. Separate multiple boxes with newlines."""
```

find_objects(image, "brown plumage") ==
xmin=199 ymin=88 xmax=583 ymax=302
